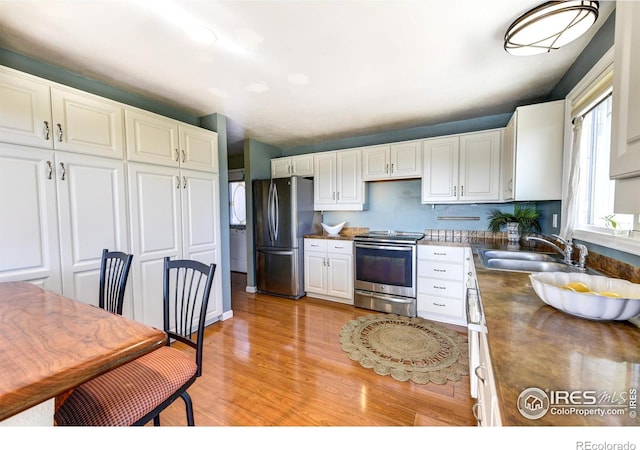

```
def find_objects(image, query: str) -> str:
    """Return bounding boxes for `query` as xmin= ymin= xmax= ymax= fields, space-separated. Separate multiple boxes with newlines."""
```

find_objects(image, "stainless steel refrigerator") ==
xmin=253 ymin=176 xmax=320 ymax=299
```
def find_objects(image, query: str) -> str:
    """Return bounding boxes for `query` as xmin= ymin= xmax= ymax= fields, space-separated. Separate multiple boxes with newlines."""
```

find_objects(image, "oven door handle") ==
xmin=354 ymin=243 xmax=414 ymax=252
xmin=355 ymin=290 xmax=415 ymax=304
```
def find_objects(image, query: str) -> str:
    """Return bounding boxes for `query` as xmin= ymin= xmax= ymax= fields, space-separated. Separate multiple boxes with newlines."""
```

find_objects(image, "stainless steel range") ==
xmin=353 ymin=231 xmax=425 ymax=317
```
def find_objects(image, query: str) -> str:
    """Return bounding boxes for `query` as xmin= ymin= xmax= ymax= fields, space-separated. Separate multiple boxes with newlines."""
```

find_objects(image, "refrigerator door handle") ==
xmin=273 ymin=182 xmax=279 ymax=241
xmin=267 ymin=181 xmax=275 ymax=243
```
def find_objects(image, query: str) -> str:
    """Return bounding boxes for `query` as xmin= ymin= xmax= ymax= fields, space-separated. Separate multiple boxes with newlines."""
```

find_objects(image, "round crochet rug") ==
xmin=339 ymin=314 xmax=469 ymax=384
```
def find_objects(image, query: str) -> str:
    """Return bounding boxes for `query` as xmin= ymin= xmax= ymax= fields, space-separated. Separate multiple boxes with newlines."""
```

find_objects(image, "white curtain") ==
xmin=560 ymin=116 xmax=583 ymax=240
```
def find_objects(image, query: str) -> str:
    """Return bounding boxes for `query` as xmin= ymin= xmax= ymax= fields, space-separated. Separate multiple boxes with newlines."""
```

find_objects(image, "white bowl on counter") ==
xmin=529 ymin=272 xmax=640 ymax=321
xmin=321 ymin=222 xmax=346 ymax=236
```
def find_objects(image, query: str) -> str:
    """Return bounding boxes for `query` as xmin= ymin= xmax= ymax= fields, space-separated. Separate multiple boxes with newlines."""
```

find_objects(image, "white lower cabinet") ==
xmin=127 ymin=163 xmax=222 ymax=329
xmin=304 ymin=239 xmax=353 ymax=304
xmin=0 ymin=144 xmax=129 ymax=313
xmin=416 ymin=245 xmax=469 ymax=326
xmin=474 ymin=331 xmax=502 ymax=426
xmin=0 ymin=144 xmax=62 ymax=292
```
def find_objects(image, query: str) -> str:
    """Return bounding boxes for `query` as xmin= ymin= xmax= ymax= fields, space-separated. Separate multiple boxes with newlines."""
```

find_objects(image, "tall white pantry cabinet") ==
xmin=0 ymin=65 xmax=223 ymax=329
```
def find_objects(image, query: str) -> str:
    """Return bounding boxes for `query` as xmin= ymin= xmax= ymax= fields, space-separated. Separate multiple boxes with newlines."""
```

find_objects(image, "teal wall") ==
xmin=199 ymin=113 xmax=232 ymax=313
xmin=244 ymin=139 xmax=283 ymax=287
xmin=321 ymin=180 xmax=560 ymax=236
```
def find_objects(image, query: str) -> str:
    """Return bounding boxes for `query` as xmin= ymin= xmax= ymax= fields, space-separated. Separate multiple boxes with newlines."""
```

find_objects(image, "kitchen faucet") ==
xmin=525 ymin=234 xmax=574 ymax=265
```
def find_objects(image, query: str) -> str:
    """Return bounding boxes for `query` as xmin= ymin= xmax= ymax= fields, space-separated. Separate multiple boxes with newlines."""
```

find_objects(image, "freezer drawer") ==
xmin=256 ymin=247 xmax=304 ymax=299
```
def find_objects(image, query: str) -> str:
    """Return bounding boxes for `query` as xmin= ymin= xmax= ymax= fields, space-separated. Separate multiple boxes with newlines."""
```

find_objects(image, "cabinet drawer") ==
xmin=327 ymin=240 xmax=352 ymax=254
xmin=304 ymin=239 xmax=327 ymax=252
xmin=419 ymin=245 xmax=465 ymax=262
xmin=417 ymin=295 xmax=464 ymax=318
xmin=418 ymin=261 xmax=464 ymax=280
xmin=418 ymin=277 xmax=464 ymax=298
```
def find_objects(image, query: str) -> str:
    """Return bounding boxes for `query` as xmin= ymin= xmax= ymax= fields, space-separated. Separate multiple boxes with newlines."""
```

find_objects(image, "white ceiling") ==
xmin=0 ymin=1 xmax=615 ymax=154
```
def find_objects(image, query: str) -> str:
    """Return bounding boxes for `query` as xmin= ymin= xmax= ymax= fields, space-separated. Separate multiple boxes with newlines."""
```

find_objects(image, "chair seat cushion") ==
xmin=55 ymin=346 xmax=197 ymax=426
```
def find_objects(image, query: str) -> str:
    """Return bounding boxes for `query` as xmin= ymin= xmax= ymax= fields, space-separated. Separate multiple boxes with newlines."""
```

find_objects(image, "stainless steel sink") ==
xmin=476 ymin=248 xmax=578 ymax=273
xmin=478 ymin=250 xmax=557 ymax=262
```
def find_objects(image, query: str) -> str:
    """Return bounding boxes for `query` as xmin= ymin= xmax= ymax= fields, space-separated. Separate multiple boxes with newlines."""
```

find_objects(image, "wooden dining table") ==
xmin=0 ymin=281 xmax=167 ymax=425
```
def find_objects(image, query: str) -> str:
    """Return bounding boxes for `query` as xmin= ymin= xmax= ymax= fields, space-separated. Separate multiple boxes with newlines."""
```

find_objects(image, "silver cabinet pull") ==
xmin=44 ymin=121 xmax=50 ymax=140
xmin=472 ymin=402 xmax=482 ymax=424
xmin=182 ymin=176 xmax=187 ymax=189
xmin=59 ymin=162 xmax=66 ymax=181
xmin=175 ymin=149 xmax=180 ymax=162
xmin=391 ymin=163 xmax=394 ymax=173
xmin=56 ymin=123 xmax=63 ymax=142
xmin=336 ymin=192 xmax=340 ymax=200
xmin=386 ymin=163 xmax=389 ymax=173
xmin=46 ymin=161 xmax=53 ymax=179
xmin=453 ymin=185 xmax=457 ymax=196
xmin=461 ymin=185 xmax=464 ymax=196
xmin=181 ymin=149 xmax=186 ymax=163
xmin=176 ymin=175 xmax=181 ymax=189
xmin=475 ymin=364 xmax=486 ymax=384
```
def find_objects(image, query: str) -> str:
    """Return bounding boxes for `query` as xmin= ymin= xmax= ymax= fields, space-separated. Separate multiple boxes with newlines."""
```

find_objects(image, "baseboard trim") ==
xmin=221 ymin=310 xmax=234 ymax=321
xmin=246 ymin=285 xmax=257 ymax=293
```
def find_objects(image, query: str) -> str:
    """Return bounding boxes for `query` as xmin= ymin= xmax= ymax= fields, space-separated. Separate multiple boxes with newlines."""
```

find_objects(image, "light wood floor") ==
xmin=156 ymin=272 xmax=476 ymax=426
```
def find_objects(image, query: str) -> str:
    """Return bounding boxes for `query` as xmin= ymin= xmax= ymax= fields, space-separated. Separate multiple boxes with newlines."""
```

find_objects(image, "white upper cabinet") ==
xmin=611 ymin=1 xmax=640 ymax=179
xmin=313 ymin=149 xmax=365 ymax=210
xmin=271 ymin=154 xmax=314 ymax=178
xmin=421 ymin=136 xmax=459 ymax=202
xmin=0 ymin=66 xmax=125 ymax=158
xmin=125 ymin=108 xmax=218 ymax=172
xmin=179 ymin=123 xmax=219 ymax=172
xmin=502 ymin=100 xmax=564 ymax=201
xmin=422 ymin=130 xmax=501 ymax=203
xmin=50 ymin=87 xmax=124 ymax=158
xmin=0 ymin=67 xmax=52 ymax=148
xmin=362 ymin=141 xmax=421 ymax=181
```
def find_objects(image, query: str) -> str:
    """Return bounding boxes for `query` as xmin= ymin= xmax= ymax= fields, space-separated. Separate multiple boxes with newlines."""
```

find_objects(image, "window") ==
xmin=567 ymin=48 xmax=639 ymax=255
xmin=229 ymin=181 xmax=246 ymax=226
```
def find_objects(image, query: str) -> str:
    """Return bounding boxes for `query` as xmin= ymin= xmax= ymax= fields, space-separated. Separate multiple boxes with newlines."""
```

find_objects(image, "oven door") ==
xmin=354 ymin=241 xmax=416 ymax=298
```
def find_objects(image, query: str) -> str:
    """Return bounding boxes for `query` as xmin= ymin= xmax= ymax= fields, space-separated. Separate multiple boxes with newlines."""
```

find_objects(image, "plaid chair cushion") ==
xmin=55 ymin=346 xmax=197 ymax=426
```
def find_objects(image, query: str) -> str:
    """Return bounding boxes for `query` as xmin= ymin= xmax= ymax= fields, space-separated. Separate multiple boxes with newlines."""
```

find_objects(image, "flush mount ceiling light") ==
xmin=504 ymin=1 xmax=599 ymax=56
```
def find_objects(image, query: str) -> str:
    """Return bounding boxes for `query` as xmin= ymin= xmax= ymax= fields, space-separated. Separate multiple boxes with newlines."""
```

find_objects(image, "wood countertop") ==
xmin=474 ymin=257 xmax=640 ymax=426
xmin=0 ymin=282 xmax=167 ymax=421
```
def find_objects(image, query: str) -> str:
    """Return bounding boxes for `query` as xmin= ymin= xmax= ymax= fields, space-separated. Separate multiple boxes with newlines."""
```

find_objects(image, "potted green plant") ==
xmin=487 ymin=204 xmax=541 ymax=242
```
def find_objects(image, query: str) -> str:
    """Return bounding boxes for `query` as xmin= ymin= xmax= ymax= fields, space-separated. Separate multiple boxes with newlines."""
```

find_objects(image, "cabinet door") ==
xmin=0 ymin=144 xmax=61 ymax=292
xmin=289 ymin=154 xmax=313 ymax=176
xmin=313 ymin=152 xmax=336 ymax=206
xmin=271 ymin=157 xmax=291 ymax=178
xmin=304 ymin=251 xmax=327 ymax=294
xmin=0 ymin=68 xmax=52 ymax=148
xmin=50 ymin=87 xmax=124 ymax=158
xmin=336 ymin=149 xmax=362 ymax=204
xmin=55 ymin=153 xmax=129 ymax=313
xmin=390 ymin=141 xmax=421 ymax=178
xmin=127 ymin=163 xmax=182 ymax=329
xmin=125 ymin=108 xmax=180 ymax=167
xmin=421 ymin=136 xmax=459 ymax=203
xmin=501 ymin=114 xmax=516 ymax=201
xmin=179 ymin=124 xmax=218 ymax=172
xmin=611 ymin=1 xmax=640 ymax=179
xmin=181 ymin=169 xmax=223 ymax=322
xmin=362 ymin=145 xmax=390 ymax=180
xmin=327 ymin=253 xmax=353 ymax=300
xmin=459 ymin=130 xmax=501 ymax=202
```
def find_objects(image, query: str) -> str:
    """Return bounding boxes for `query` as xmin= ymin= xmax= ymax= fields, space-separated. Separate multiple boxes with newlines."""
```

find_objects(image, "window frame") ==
xmin=563 ymin=47 xmax=640 ymax=256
